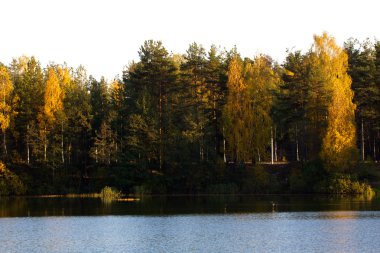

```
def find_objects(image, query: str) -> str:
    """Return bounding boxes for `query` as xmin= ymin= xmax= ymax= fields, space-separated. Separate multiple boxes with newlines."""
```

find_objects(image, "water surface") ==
xmin=1 ymin=195 xmax=379 ymax=253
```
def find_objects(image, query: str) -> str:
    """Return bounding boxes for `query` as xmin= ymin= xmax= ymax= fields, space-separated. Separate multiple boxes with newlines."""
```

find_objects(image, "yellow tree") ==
xmin=41 ymin=66 xmax=64 ymax=162
xmin=56 ymin=65 xmax=70 ymax=164
xmin=313 ymin=33 xmax=358 ymax=170
xmin=224 ymin=54 xmax=278 ymax=163
xmin=223 ymin=55 xmax=247 ymax=162
xmin=0 ymin=66 xmax=14 ymax=156
xmin=246 ymin=56 xmax=278 ymax=163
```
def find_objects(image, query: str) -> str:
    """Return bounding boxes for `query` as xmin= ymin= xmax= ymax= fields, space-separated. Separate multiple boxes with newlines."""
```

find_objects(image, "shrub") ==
xmin=241 ymin=165 xmax=279 ymax=193
xmin=100 ymin=186 xmax=122 ymax=201
xmin=289 ymin=168 xmax=307 ymax=193
xmin=314 ymin=174 xmax=375 ymax=197
xmin=0 ymin=162 xmax=26 ymax=195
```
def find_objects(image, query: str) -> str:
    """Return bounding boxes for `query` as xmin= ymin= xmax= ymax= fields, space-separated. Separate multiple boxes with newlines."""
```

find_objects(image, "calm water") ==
xmin=1 ymin=195 xmax=380 ymax=253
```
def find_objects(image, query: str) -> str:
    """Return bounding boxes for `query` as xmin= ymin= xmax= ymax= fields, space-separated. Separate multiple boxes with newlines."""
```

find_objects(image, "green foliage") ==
xmin=0 ymin=35 xmax=380 ymax=195
xmin=241 ymin=165 xmax=280 ymax=193
xmin=0 ymin=162 xmax=25 ymax=195
xmin=289 ymin=168 xmax=308 ymax=193
xmin=289 ymin=160 xmax=327 ymax=193
xmin=315 ymin=174 xmax=375 ymax=197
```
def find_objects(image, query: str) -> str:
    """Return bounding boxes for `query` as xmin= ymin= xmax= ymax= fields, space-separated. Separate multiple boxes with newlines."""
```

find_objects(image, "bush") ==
xmin=289 ymin=160 xmax=328 ymax=193
xmin=289 ymin=168 xmax=307 ymax=193
xmin=241 ymin=165 xmax=279 ymax=193
xmin=0 ymin=162 xmax=26 ymax=195
xmin=100 ymin=186 xmax=122 ymax=200
xmin=314 ymin=174 xmax=375 ymax=197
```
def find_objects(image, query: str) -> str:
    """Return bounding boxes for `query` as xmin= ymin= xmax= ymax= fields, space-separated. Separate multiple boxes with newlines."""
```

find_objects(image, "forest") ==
xmin=0 ymin=32 xmax=379 ymax=195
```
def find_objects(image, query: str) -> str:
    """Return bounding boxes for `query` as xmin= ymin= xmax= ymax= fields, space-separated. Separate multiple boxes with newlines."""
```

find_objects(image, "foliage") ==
xmin=314 ymin=174 xmax=375 ymax=197
xmin=223 ymin=54 xmax=277 ymax=163
xmin=289 ymin=160 xmax=327 ymax=193
xmin=0 ymin=162 xmax=25 ymax=195
xmin=240 ymin=165 xmax=280 ymax=193
xmin=312 ymin=33 xmax=358 ymax=171
xmin=100 ymin=186 xmax=122 ymax=200
xmin=0 ymin=34 xmax=379 ymax=195
xmin=0 ymin=66 xmax=13 ymax=132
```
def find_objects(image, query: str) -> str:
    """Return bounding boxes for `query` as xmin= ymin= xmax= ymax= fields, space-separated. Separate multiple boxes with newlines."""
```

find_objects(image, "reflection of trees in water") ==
xmin=0 ymin=197 xmax=27 ymax=217
xmin=0 ymin=195 xmax=379 ymax=216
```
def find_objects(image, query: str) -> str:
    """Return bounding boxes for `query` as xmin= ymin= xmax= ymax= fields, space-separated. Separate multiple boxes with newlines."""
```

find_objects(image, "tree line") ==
xmin=0 ymin=32 xmax=379 ymax=194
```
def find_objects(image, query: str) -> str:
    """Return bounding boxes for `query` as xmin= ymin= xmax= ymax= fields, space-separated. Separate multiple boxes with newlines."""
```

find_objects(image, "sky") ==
xmin=1 ymin=0 xmax=380 ymax=80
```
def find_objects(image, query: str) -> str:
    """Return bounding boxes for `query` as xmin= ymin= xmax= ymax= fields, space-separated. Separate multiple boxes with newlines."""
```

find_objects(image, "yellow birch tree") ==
xmin=40 ymin=66 xmax=64 ymax=162
xmin=0 ymin=66 xmax=14 ymax=155
xmin=313 ymin=33 xmax=358 ymax=170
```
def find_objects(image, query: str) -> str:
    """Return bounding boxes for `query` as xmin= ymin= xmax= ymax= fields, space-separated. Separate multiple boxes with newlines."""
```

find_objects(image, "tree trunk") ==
xmin=296 ymin=124 xmax=300 ymax=162
xmin=274 ymin=126 xmax=277 ymax=162
xmin=257 ymin=148 xmax=261 ymax=163
xmin=3 ymin=90 xmax=6 ymax=157
xmin=44 ymin=126 xmax=47 ymax=162
xmin=222 ymin=127 xmax=226 ymax=163
xmin=374 ymin=136 xmax=376 ymax=162
xmin=3 ymin=130 xmax=7 ymax=157
xmin=115 ymin=140 xmax=118 ymax=163
xmin=27 ymin=124 xmax=30 ymax=165
xmin=200 ymin=125 xmax=204 ymax=161
xmin=213 ymin=94 xmax=218 ymax=154
xmin=68 ymin=141 xmax=71 ymax=165
xmin=61 ymin=121 xmax=64 ymax=164
xmin=271 ymin=127 xmax=274 ymax=164
xmin=159 ymin=83 xmax=163 ymax=170
xmin=361 ymin=118 xmax=365 ymax=161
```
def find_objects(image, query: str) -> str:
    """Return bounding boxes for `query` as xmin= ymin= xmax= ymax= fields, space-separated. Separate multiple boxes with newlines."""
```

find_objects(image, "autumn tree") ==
xmin=0 ymin=66 xmax=14 ymax=157
xmin=223 ymin=53 xmax=247 ymax=162
xmin=41 ymin=66 xmax=64 ymax=162
xmin=246 ymin=55 xmax=279 ymax=163
xmin=311 ymin=33 xmax=358 ymax=171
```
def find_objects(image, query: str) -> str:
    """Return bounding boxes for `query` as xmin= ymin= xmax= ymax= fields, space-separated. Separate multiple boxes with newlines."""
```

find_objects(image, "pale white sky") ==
xmin=1 ymin=0 xmax=379 ymax=80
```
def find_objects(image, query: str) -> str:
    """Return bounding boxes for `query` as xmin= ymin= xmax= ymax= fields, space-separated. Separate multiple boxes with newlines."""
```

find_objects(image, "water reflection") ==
xmin=0 ymin=211 xmax=380 ymax=252
xmin=0 ymin=195 xmax=379 ymax=217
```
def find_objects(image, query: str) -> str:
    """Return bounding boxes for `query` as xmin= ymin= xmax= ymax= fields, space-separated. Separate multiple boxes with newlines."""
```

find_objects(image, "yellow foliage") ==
xmin=44 ymin=67 xmax=63 ymax=124
xmin=109 ymin=80 xmax=124 ymax=108
xmin=57 ymin=66 xmax=71 ymax=90
xmin=0 ymin=66 xmax=13 ymax=131
xmin=314 ymin=32 xmax=358 ymax=170
xmin=224 ymin=55 xmax=278 ymax=162
xmin=284 ymin=69 xmax=295 ymax=76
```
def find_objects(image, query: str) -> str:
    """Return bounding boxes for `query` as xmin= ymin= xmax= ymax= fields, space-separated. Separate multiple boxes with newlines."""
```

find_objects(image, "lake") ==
xmin=0 ymin=195 xmax=380 ymax=252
